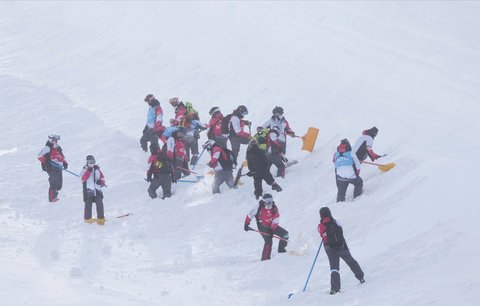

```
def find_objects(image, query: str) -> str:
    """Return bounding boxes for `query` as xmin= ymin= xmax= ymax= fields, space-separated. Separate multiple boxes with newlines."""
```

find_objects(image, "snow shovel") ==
xmin=361 ymin=161 xmax=396 ymax=172
xmin=176 ymin=166 xmax=205 ymax=179
xmin=247 ymin=227 xmax=289 ymax=242
xmin=295 ymin=127 xmax=319 ymax=152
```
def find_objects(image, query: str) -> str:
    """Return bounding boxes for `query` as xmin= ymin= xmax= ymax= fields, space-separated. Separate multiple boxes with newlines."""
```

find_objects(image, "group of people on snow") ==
xmin=37 ymin=93 xmax=385 ymax=294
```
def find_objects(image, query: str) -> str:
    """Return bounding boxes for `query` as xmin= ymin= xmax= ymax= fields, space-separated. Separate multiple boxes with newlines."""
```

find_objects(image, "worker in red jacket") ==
xmin=244 ymin=194 xmax=288 ymax=261
xmin=37 ymin=134 xmax=68 ymax=202
xmin=318 ymin=207 xmax=364 ymax=294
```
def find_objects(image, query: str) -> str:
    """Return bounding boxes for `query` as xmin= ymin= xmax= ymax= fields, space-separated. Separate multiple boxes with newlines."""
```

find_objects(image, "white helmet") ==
xmin=202 ymin=139 xmax=216 ymax=150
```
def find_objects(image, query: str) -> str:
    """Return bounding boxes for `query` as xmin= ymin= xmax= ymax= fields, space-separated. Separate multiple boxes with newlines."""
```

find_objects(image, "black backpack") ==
xmin=218 ymin=146 xmax=237 ymax=170
xmin=220 ymin=114 xmax=233 ymax=135
xmin=326 ymin=220 xmax=345 ymax=248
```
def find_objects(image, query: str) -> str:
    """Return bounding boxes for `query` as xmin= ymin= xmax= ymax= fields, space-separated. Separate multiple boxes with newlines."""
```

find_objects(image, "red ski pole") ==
xmin=248 ymin=227 xmax=289 ymax=242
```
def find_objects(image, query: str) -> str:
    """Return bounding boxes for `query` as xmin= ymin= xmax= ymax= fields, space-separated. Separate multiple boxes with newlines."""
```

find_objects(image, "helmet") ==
xmin=48 ymin=134 xmax=60 ymax=141
xmin=144 ymin=94 xmax=155 ymax=103
xmin=272 ymin=106 xmax=284 ymax=116
xmin=169 ymin=97 xmax=179 ymax=107
xmin=236 ymin=105 xmax=248 ymax=116
xmin=86 ymin=155 xmax=96 ymax=165
xmin=319 ymin=207 xmax=332 ymax=218
xmin=202 ymin=139 xmax=216 ymax=150
xmin=262 ymin=193 xmax=274 ymax=207
xmin=369 ymin=126 xmax=378 ymax=138
xmin=209 ymin=107 xmax=220 ymax=116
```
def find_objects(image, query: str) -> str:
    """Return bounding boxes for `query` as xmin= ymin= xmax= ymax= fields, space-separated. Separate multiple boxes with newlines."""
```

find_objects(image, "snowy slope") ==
xmin=1 ymin=2 xmax=480 ymax=306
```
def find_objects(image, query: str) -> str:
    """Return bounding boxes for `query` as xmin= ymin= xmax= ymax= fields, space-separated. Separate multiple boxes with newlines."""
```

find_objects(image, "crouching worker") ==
xmin=81 ymin=155 xmax=106 ymax=224
xmin=244 ymin=193 xmax=288 ymax=261
xmin=318 ymin=207 xmax=364 ymax=295
xmin=147 ymin=143 xmax=173 ymax=200
xmin=203 ymin=140 xmax=235 ymax=194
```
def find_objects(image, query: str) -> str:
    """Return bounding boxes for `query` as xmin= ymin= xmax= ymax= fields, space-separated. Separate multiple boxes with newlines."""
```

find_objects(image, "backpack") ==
xmin=253 ymin=128 xmax=269 ymax=151
xmin=220 ymin=113 xmax=233 ymax=135
xmin=185 ymin=102 xmax=199 ymax=120
xmin=325 ymin=220 xmax=345 ymax=248
xmin=217 ymin=146 xmax=237 ymax=170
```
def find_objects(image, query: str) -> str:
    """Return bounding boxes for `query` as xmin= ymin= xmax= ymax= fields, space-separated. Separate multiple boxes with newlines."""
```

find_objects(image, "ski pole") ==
xmin=302 ymin=241 xmax=323 ymax=292
xmin=192 ymin=147 xmax=205 ymax=170
xmin=49 ymin=161 xmax=80 ymax=177
xmin=248 ymin=227 xmax=289 ymax=242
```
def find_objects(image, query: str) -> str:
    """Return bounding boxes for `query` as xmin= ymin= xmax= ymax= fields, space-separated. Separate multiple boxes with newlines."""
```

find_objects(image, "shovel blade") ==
xmin=378 ymin=163 xmax=396 ymax=172
xmin=301 ymin=127 xmax=319 ymax=152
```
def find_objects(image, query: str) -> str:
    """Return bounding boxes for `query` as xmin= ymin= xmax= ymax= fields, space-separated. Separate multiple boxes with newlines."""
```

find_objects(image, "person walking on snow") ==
xmin=318 ymin=207 xmax=364 ymax=294
xmin=146 ymin=143 xmax=173 ymax=200
xmin=227 ymin=105 xmax=251 ymax=159
xmin=262 ymin=106 xmax=296 ymax=155
xmin=333 ymin=139 xmax=363 ymax=202
xmin=37 ymin=134 xmax=68 ymax=202
xmin=206 ymin=107 xmax=228 ymax=148
xmin=140 ymin=94 xmax=165 ymax=152
xmin=81 ymin=155 xmax=106 ymax=224
xmin=352 ymin=126 xmax=384 ymax=162
xmin=246 ymin=140 xmax=282 ymax=200
xmin=244 ymin=193 xmax=289 ymax=261
xmin=203 ymin=140 xmax=236 ymax=194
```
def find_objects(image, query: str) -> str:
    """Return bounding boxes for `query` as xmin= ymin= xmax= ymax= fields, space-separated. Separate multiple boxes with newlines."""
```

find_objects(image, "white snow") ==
xmin=1 ymin=2 xmax=480 ymax=306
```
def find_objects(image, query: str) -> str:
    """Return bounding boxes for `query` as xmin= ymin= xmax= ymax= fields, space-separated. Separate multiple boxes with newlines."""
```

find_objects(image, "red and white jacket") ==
xmin=38 ymin=143 xmax=67 ymax=168
xmin=80 ymin=166 xmax=105 ymax=191
xmin=207 ymin=112 xmax=224 ymax=137
xmin=267 ymin=132 xmax=282 ymax=155
xmin=171 ymin=104 xmax=188 ymax=127
xmin=167 ymin=137 xmax=188 ymax=161
xmin=230 ymin=115 xmax=250 ymax=138
xmin=245 ymin=201 xmax=280 ymax=230
xmin=352 ymin=132 xmax=380 ymax=161
xmin=263 ymin=117 xmax=293 ymax=142
xmin=207 ymin=145 xmax=228 ymax=171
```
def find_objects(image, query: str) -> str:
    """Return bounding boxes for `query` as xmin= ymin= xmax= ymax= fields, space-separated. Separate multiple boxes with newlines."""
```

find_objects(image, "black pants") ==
xmin=47 ymin=167 xmax=63 ymax=201
xmin=148 ymin=174 xmax=172 ymax=199
xmin=212 ymin=169 xmax=234 ymax=194
xmin=336 ymin=176 xmax=363 ymax=202
xmin=84 ymin=190 xmax=104 ymax=219
xmin=257 ymin=223 xmax=289 ymax=261
xmin=268 ymin=152 xmax=286 ymax=178
xmin=229 ymin=136 xmax=250 ymax=159
xmin=253 ymin=169 xmax=275 ymax=198
xmin=325 ymin=245 xmax=364 ymax=291
xmin=173 ymin=158 xmax=190 ymax=180
xmin=140 ymin=127 xmax=159 ymax=152
xmin=213 ymin=135 xmax=228 ymax=148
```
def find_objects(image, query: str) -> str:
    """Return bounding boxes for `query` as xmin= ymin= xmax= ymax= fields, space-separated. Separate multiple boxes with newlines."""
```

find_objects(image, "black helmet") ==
xmin=319 ymin=207 xmax=332 ymax=218
xmin=236 ymin=105 xmax=248 ymax=116
xmin=272 ymin=106 xmax=284 ymax=116
xmin=209 ymin=107 xmax=220 ymax=116
xmin=262 ymin=193 xmax=274 ymax=206
xmin=369 ymin=126 xmax=379 ymax=138
xmin=86 ymin=155 xmax=96 ymax=164
xmin=144 ymin=94 xmax=155 ymax=103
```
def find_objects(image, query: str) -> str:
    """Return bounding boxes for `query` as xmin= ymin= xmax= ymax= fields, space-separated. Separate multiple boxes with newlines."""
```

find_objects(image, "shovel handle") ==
xmin=361 ymin=161 xmax=385 ymax=167
xmin=176 ymin=165 xmax=198 ymax=175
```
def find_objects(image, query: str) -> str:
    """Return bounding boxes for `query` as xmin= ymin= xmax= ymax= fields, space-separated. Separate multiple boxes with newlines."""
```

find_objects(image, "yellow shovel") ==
xmin=361 ymin=160 xmax=396 ymax=172
xmin=294 ymin=127 xmax=319 ymax=152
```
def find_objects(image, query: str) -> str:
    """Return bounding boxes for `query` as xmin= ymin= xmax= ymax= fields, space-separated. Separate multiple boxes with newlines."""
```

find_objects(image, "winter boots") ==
xmin=272 ymin=182 xmax=282 ymax=192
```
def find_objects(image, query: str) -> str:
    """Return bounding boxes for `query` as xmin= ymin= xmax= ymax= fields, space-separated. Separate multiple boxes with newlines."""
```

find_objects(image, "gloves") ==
xmin=146 ymin=176 xmax=152 ymax=183
xmin=246 ymin=171 xmax=255 ymax=177
xmin=243 ymin=120 xmax=251 ymax=127
xmin=63 ymin=161 xmax=68 ymax=170
xmin=244 ymin=223 xmax=251 ymax=231
xmin=41 ymin=162 xmax=47 ymax=171
xmin=290 ymin=131 xmax=296 ymax=137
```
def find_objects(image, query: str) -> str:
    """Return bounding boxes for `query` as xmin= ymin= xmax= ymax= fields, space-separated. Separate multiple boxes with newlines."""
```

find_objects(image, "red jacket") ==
xmin=167 ymin=137 xmax=188 ymax=161
xmin=245 ymin=202 xmax=280 ymax=230
xmin=317 ymin=217 xmax=331 ymax=244
xmin=207 ymin=112 xmax=224 ymax=137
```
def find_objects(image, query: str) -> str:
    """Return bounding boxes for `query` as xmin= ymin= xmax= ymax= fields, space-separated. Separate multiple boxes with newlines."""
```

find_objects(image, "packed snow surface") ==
xmin=1 ymin=2 xmax=480 ymax=306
